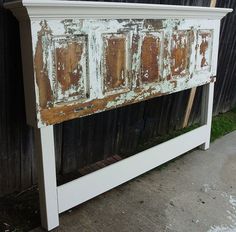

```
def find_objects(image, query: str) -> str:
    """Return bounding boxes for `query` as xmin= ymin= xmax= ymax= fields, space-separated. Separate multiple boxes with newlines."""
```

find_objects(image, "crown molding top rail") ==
xmin=5 ymin=0 xmax=232 ymax=20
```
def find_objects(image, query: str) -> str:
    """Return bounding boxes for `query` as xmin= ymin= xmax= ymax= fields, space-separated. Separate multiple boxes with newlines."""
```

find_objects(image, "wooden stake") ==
xmin=210 ymin=0 xmax=217 ymax=7
xmin=183 ymin=87 xmax=197 ymax=128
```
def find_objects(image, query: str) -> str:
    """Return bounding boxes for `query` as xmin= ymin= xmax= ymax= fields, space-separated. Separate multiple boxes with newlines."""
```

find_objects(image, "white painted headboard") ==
xmin=5 ymin=1 xmax=232 ymax=230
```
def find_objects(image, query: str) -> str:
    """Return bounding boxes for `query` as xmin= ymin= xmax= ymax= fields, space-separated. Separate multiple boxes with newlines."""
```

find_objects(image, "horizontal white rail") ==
xmin=58 ymin=125 xmax=208 ymax=213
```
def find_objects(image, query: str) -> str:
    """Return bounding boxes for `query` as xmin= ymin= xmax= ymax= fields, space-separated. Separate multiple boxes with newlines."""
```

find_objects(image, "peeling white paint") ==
xmin=30 ymin=18 xmax=219 ymax=126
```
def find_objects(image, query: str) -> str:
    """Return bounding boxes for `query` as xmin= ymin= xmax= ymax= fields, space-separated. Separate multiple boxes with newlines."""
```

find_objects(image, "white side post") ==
xmin=200 ymin=81 xmax=215 ymax=150
xmin=34 ymin=126 xmax=59 ymax=230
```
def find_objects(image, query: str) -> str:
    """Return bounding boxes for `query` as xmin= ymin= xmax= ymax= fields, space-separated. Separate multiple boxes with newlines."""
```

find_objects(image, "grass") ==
xmin=137 ymin=107 xmax=236 ymax=154
xmin=211 ymin=107 xmax=236 ymax=142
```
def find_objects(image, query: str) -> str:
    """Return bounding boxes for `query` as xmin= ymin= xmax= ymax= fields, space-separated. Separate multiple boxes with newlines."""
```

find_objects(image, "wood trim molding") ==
xmin=5 ymin=1 xmax=232 ymax=20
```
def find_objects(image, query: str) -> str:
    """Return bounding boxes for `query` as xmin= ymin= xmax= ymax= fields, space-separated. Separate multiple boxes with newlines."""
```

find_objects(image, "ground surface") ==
xmin=31 ymin=131 xmax=236 ymax=232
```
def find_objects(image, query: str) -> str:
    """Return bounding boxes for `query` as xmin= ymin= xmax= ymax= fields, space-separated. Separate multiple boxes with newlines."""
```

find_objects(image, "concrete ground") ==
xmin=32 ymin=131 xmax=236 ymax=232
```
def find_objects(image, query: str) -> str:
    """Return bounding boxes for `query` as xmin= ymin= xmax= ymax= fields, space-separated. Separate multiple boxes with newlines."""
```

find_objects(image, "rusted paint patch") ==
xmin=171 ymin=30 xmax=190 ymax=77
xmin=34 ymin=20 xmax=53 ymax=109
xmin=141 ymin=34 xmax=161 ymax=84
xmin=103 ymin=34 xmax=128 ymax=94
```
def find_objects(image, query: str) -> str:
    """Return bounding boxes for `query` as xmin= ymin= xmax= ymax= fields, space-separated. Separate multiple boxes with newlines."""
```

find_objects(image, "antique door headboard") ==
xmin=5 ymin=0 xmax=232 ymax=230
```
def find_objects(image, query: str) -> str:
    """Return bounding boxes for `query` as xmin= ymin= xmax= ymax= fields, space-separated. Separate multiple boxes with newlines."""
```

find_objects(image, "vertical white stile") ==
xmin=200 ymin=82 xmax=215 ymax=150
xmin=34 ymin=126 xmax=59 ymax=230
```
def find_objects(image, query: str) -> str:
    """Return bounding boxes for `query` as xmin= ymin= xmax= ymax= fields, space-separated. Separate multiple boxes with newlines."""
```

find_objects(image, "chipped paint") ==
xmin=31 ymin=18 xmax=217 ymax=127
xmin=34 ymin=20 xmax=53 ymax=109
xmin=196 ymin=30 xmax=213 ymax=72
xmin=53 ymin=35 xmax=88 ymax=102
xmin=140 ymin=33 xmax=161 ymax=84
xmin=171 ymin=30 xmax=190 ymax=77
xmin=103 ymin=33 xmax=129 ymax=95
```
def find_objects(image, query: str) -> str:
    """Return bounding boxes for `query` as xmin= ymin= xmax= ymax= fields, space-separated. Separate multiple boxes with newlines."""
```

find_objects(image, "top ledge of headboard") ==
xmin=5 ymin=0 xmax=233 ymax=20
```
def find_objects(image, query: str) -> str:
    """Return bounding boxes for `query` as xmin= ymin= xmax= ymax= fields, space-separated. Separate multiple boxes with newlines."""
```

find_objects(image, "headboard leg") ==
xmin=200 ymin=82 xmax=215 ymax=150
xmin=34 ymin=126 xmax=59 ymax=230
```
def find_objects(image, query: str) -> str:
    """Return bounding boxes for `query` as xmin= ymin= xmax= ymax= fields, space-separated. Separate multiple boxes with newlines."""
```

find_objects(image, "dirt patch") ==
xmin=0 ymin=186 xmax=40 ymax=232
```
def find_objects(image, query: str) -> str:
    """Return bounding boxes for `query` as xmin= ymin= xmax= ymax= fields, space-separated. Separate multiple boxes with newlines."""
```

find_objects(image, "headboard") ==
xmin=5 ymin=0 xmax=231 ymax=128
xmin=5 ymin=1 xmax=232 ymax=230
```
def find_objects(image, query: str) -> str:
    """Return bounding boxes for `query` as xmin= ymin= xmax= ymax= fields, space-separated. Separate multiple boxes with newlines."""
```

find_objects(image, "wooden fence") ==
xmin=0 ymin=0 xmax=235 ymax=197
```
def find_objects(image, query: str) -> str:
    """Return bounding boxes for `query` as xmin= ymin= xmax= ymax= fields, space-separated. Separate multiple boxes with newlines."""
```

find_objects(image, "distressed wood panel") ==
xmin=140 ymin=32 xmax=162 ymax=84
xmin=195 ymin=30 xmax=213 ymax=71
xmin=171 ymin=30 xmax=191 ymax=77
xmin=54 ymin=35 xmax=88 ymax=103
xmin=31 ymin=18 xmax=218 ymax=127
xmin=34 ymin=20 xmax=54 ymax=109
xmin=103 ymin=33 xmax=130 ymax=94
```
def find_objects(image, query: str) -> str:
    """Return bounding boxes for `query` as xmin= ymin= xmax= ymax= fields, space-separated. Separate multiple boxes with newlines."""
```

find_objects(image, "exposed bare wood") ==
xmin=141 ymin=34 xmax=161 ymax=83
xmin=104 ymin=34 xmax=128 ymax=94
xmin=171 ymin=31 xmax=190 ymax=77
xmin=211 ymin=0 xmax=217 ymax=8
xmin=183 ymin=87 xmax=197 ymax=128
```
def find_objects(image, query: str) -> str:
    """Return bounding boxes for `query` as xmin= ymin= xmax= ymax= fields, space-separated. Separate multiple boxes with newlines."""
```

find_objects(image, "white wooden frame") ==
xmin=4 ymin=1 xmax=232 ymax=231
xmin=33 ymin=82 xmax=214 ymax=230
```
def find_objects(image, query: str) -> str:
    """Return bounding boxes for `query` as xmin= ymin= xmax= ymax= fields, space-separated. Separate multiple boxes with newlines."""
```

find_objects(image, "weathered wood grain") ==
xmin=31 ymin=18 xmax=217 ymax=127
xmin=141 ymin=34 xmax=161 ymax=83
xmin=171 ymin=30 xmax=190 ymax=77
xmin=214 ymin=0 xmax=236 ymax=114
xmin=0 ymin=2 xmax=33 ymax=196
xmin=104 ymin=34 xmax=128 ymax=93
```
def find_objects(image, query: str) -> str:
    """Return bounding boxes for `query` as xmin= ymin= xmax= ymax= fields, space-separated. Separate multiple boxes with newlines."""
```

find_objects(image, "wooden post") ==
xmin=34 ymin=126 xmax=59 ymax=230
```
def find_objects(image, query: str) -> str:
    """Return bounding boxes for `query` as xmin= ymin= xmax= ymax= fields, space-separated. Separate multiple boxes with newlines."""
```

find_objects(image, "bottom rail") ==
xmin=57 ymin=125 xmax=208 ymax=213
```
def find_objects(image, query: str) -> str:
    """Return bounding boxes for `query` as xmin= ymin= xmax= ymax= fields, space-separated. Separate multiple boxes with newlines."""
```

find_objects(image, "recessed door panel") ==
xmin=140 ymin=32 xmax=162 ymax=85
xmin=195 ymin=30 xmax=213 ymax=72
xmin=103 ymin=33 xmax=130 ymax=95
xmin=171 ymin=30 xmax=191 ymax=77
xmin=53 ymin=35 xmax=88 ymax=103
